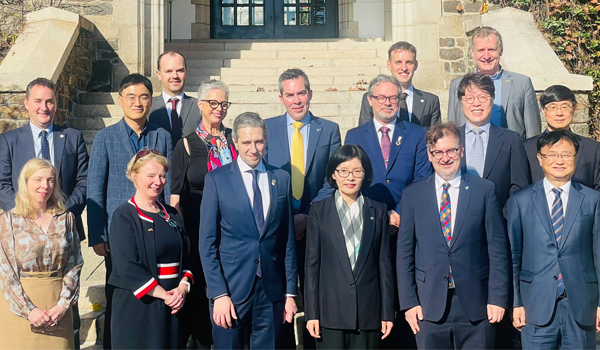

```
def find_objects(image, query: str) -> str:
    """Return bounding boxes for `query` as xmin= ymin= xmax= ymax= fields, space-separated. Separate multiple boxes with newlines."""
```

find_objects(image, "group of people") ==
xmin=0 ymin=24 xmax=599 ymax=350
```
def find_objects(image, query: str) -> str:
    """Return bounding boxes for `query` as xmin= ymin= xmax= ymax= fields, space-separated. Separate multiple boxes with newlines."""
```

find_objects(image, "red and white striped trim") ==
xmin=134 ymin=277 xmax=158 ymax=299
xmin=182 ymin=270 xmax=194 ymax=284
xmin=158 ymin=262 xmax=180 ymax=279
xmin=128 ymin=198 xmax=153 ymax=223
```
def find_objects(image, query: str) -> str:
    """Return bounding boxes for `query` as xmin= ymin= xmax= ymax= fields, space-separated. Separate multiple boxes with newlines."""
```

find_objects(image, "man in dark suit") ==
xmin=358 ymin=41 xmax=441 ymax=128
xmin=524 ymin=85 xmax=600 ymax=190
xmin=457 ymin=72 xmax=531 ymax=210
xmin=199 ymin=112 xmax=298 ymax=350
xmin=448 ymin=26 xmax=541 ymax=139
xmin=397 ymin=122 xmax=510 ymax=349
xmin=0 ymin=77 xmax=88 ymax=349
xmin=87 ymin=74 xmax=172 ymax=349
xmin=508 ymin=130 xmax=600 ymax=349
xmin=148 ymin=51 xmax=201 ymax=147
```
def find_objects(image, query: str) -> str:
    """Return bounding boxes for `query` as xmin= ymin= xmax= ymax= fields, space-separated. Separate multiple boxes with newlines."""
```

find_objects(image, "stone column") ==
xmin=145 ymin=0 xmax=165 ymax=76
xmin=192 ymin=0 xmax=210 ymax=39
xmin=339 ymin=0 xmax=359 ymax=38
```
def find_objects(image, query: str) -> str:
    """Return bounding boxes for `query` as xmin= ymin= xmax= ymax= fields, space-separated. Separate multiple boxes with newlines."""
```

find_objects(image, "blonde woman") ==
xmin=0 ymin=158 xmax=83 ymax=349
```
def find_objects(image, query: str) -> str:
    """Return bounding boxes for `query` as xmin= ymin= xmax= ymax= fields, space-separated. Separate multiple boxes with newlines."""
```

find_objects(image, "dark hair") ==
xmin=325 ymin=145 xmax=373 ymax=191
xmin=278 ymin=68 xmax=311 ymax=95
xmin=119 ymin=74 xmax=153 ymax=95
xmin=536 ymin=130 xmax=579 ymax=154
xmin=157 ymin=50 xmax=187 ymax=71
xmin=426 ymin=122 xmax=462 ymax=150
xmin=388 ymin=41 xmax=417 ymax=60
xmin=457 ymin=73 xmax=495 ymax=100
xmin=540 ymin=85 xmax=576 ymax=108
xmin=25 ymin=78 xmax=57 ymax=99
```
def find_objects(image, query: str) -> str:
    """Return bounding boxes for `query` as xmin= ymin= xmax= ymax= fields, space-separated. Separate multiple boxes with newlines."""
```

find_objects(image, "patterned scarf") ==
xmin=335 ymin=191 xmax=364 ymax=271
xmin=196 ymin=122 xmax=237 ymax=171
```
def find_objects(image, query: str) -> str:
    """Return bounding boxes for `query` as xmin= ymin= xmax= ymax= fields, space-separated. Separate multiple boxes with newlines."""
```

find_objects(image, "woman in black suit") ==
xmin=304 ymin=145 xmax=395 ymax=349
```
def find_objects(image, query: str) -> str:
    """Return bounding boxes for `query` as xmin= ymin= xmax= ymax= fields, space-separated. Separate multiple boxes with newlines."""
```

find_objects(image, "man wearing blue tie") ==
xmin=199 ymin=112 xmax=298 ymax=349
xmin=507 ymin=130 xmax=600 ymax=349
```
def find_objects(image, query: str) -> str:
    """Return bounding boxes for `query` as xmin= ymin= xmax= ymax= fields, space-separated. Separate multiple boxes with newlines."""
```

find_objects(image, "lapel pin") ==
xmin=420 ymin=99 xmax=425 ymax=103
xmin=271 ymin=179 xmax=276 ymax=186
xmin=396 ymin=136 xmax=402 ymax=146
xmin=60 ymin=134 xmax=64 ymax=138
xmin=465 ymin=186 xmax=470 ymax=190
xmin=148 ymin=228 xmax=153 ymax=232
xmin=505 ymin=80 xmax=511 ymax=83
xmin=317 ymin=128 xmax=322 ymax=132
xmin=370 ymin=217 xmax=374 ymax=220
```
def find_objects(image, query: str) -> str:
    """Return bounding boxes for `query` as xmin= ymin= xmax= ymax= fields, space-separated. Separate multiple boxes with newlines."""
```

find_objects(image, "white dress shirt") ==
xmin=30 ymin=122 xmax=54 ymax=165
xmin=401 ymin=85 xmax=414 ymax=123
xmin=465 ymin=122 xmax=491 ymax=167
xmin=372 ymin=117 xmax=397 ymax=149
xmin=435 ymin=171 xmax=462 ymax=236
xmin=162 ymin=92 xmax=184 ymax=128
xmin=543 ymin=178 xmax=571 ymax=216
xmin=237 ymin=157 xmax=270 ymax=221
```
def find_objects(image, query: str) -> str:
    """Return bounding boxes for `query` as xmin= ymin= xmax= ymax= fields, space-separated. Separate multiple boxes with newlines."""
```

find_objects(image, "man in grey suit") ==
xmin=448 ymin=26 xmax=541 ymax=139
xmin=358 ymin=41 xmax=441 ymax=128
xmin=148 ymin=51 xmax=201 ymax=147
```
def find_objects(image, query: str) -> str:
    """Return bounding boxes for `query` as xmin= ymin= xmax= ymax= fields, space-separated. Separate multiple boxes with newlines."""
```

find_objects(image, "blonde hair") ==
xmin=126 ymin=150 xmax=170 ymax=186
xmin=15 ymin=158 xmax=66 ymax=218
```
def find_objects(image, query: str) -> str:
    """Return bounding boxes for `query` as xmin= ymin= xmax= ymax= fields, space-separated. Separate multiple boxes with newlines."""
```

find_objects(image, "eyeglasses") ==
xmin=429 ymin=147 xmax=461 ymax=160
xmin=158 ymin=210 xmax=178 ymax=229
xmin=544 ymin=103 xmax=574 ymax=112
xmin=538 ymin=153 xmax=576 ymax=162
xmin=121 ymin=94 xmax=151 ymax=105
xmin=202 ymin=100 xmax=232 ymax=110
xmin=370 ymin=95 xmax=400 ymax=104
xmin=335 ymin=169 xmax=365 ymax=178
xmin=134 ymin=148 xmax=163 ymax=164
xmin=462 ymin=95 xmax=491 ymax=104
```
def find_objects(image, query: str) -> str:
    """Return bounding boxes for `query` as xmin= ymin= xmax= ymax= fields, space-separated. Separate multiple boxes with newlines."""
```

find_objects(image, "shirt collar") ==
xmin=465 ymin=122 xmax=491 ymax=134
xmin=123 ymin=120 xmax=148 ymax=137
xmin=476 ymin=65 xmax=503 ymax=80
xmin=286 ymin=111 xmax=312 ymax=126
xmin=402 ymin=85 xmax=414 ymax=97
xmin=435 ymin=171 xmax=462 ymax=190
xmin=30 ymin=122 xmax=53 ymax=136
xmin=162 ymin=92 xmax=185 ymax=105
xmin=373 ymin=116 xmax=397 ymax=132
xmin=543 ymin=178 xmax=571 ymax=199
xmin=237 ymin=156 xmax=267 ymax=174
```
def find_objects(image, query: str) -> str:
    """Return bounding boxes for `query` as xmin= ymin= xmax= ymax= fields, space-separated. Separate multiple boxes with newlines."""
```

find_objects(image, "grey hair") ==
xmin=197 ymin=79 xmax=230 ymax=101
xmin=278 ymin=68 xmax=311 ymax=95
xmin=367 ymin=74 xmax=402 ymax=97
xmin=388 ymin=41 xmax=417 ymax=60
xmin=470 ymin=26 xmax=504 ymax=56
xmin=232 ymin=112 xmax=268 ymax=141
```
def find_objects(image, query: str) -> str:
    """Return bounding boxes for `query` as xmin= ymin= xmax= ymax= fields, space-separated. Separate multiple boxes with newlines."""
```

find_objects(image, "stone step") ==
xmin=186 ymin=57 xmax=385 ymax=69
xmin=79 ymin=309 xmax=104 ymax=346
xmin=187 ymin=74 xmax=375 ymax=87
xmin=166 ymin=39 xmax=391 ymax=52
xmin=80 ymin=281 xmax=107 ymax=310
xmin=214 ymin=66 xmax=383 ymax=78
xmin=176 ymin=49 xmax=385 ymax=60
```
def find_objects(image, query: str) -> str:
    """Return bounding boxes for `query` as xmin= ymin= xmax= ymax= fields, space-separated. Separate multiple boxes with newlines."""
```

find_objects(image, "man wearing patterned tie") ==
xmin=507 ymin=130 xmax=600 ymax=349
xmin=397 ymin=122 xmax=510 ymax=349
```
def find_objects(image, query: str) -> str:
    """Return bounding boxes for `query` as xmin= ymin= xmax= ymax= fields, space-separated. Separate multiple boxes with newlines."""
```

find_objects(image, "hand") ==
xmin=487 ymin=304 xmax=505 ymax=323
xmin=389 ymin=211 xmax=401 ymax=235
xmin=92 ymin=242 xmax=110 ymax=257
xmin=381 ymin=321 xmax=393 ymax=339
xmin=306 ymin=319 xmax=321 ymax=339
xmin=165 ymin=285 xmax=187 ymax=314
xmin=213 ymin=296 xmax=237 ymax=329
xmin=27 ymin=307 xmax=50 ymax=328
xmin=405 ymin=305 xmax=423 ymax=334
xmin=293 ymin=214 xmax=308 ymax=240
xmin=596 ymin=307 xmax=600 ymax=332
xmin=513 ymin=307 xmax=526 ymax=330
xmin=283 ymin=297 xmax=297 ymax=323
xmin=46 ymin=304 xmax=67 ymax=326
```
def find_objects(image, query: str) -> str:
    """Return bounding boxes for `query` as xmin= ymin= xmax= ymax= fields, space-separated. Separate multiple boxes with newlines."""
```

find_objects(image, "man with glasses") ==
xmin=507 ymin=130 xmax=600 ymax=349
xmin=87 ymin=73 xmax=172 ymax=349
xmin=524 ymin=85 xmax=600 ymax=190
xmin=397 ymin=122 xmax=510 ymax=350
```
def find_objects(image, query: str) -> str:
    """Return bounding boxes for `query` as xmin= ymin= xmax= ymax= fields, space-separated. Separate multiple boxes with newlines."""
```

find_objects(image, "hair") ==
xmin=457 ymin=73 xmax=495 ymax=100
xmin=157 ymin=50 xmax=188 ymax=71
xmin=388 ymin=41 xmax=417 ymax=60
xmin=126 ymin=150 xmax=170 ymax=186
xmin=540 ymin=85 xmax=577 ymax=108
xmin=25 ymin=78 xmax=57 ymax=99
xmin=367 ymin=74 xmax=402 ymax=97
xmin=325 ymin=145 xmax=373 ymax=191
xmin=470 ymin=26 xmax=504 ymax=56
xmin=536 ymin=130 xmax=579 ymax=155
xmin=425 ymin=122 xmax=462 ymax=150
xmin=232 ymin=112 xmax=268 ymax=141
xmin=119 ymin=74 xmax=153 ymax=96
xmin=15 ymin=158 xmax=66 ymax=218
xmin=198 ymin=79 xmax=230 ymax=101
xmin=278 ymin=68 xmax=311 ymax=95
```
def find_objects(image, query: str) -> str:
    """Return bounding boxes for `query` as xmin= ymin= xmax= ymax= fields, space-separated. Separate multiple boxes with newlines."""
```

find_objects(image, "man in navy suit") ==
xmin=508 ymin=130 xmax=600 ymax=349
xmin=199 ymin=112 xmax=298 ymax=350
xmin=0 ymin=77 xmax=88 ymax=349
xmin=397 ymin=122 xmax=510 ymax=349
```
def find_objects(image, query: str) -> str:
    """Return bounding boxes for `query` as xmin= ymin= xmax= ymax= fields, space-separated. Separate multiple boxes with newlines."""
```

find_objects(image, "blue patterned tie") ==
xmin=251 ymin=169 xmax=264 ymax=277
xmin=440 ymin=183 xmax=454 ymax=287
xmin=551 ymin=188 xmax=565 ymax=298
xmin=468 ymin=128 xmax=485 ymax=177
xmin=40 ymin=130 xmax=51 ymax=161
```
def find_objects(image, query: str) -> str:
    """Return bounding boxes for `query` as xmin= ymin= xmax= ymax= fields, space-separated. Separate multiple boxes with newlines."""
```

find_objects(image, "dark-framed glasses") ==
xmin=538 ymin=153 xmax=576 ymax=162
xmin=134 ymin=148 xmax=163 ymax=163
xmin=429 ymin=147 xmax=460 ymax=160
xmin=202 ymin=100 xmax=232 ymax=110
xmin=335 ymin=169 xmax=365 ymax=178
xmin=370 ymin=95 xmax=400 ymax=104
xmin=462 ymin=95 xmax=491 ymax=104
xmin=158 ymin=210 xmax=178 ymax=229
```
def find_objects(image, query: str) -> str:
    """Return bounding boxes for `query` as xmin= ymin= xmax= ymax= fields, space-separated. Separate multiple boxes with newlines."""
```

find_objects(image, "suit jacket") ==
xmin=304 ymin=194 xmax=394 ymax=330
xmin=0 ymin=123 xmax=88 ymax=240
xmin=264 ymin=113 xmax=341 ymax=215
xmin=524 ymin=132 xmax=600 ymax=190
xmin=358 ymin=89 xmax=441 ymax=128
xmin=87 ymin=118 xmax=172 ymax=247
xmin=459 ymin=124 xmax=531 ymax=210
xmin=397 ymin=173 xmax=510 ymax=322
xmin=507 ymin=180 xmax=600 ymax=326
xmin=199 ymin=160 xmax=297 ymax=304
xmin=448 ymin=70 xmax=541 ymax=139
xmin=148 ymin=94 xmax=201 ymax=147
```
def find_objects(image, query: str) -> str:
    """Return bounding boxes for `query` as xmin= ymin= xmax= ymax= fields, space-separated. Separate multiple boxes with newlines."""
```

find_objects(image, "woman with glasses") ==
xmin=109 ymin=150 xmax=193 ymax=349
xmin=0 ymin=159 xmax=83 ymax=349
xmin=304 ymin=145 xmax=395 ymax=349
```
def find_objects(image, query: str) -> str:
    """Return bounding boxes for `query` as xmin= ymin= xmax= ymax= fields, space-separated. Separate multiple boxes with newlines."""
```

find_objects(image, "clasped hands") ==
xmin=163 ymin=284 xmax=188 ymax=314
xmin=28 ymin=305 xmax=67 ymax=328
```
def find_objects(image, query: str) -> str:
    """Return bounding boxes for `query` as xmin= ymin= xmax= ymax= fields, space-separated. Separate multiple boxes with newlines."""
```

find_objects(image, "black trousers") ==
xmin=318 ymin=327 xmax=381 ymax=350
xmin=73 ymin=302 xmax=81 ymax=349
xmin=104 ymin=255 xmax=114 ymax=350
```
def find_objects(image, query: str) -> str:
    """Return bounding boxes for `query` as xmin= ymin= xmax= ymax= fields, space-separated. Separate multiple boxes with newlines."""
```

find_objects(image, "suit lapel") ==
xmin=154 ymin=97 xmax=172 ymax=131
xmin=305 ymin=115 xmax=322 ymax=174
xmin=180 ymin=95 xmax=194 ymax=131
xmin=531 ymin=181 xmax=557 ymax=248
xmin=560 ymin=182 xmax=584 ymax=251
xmin=275 ymin=117 xmax=291 ymax=160
xmin=501 ymin=70 xmax=512 ymax=112
xmin=574 ymin=135 xmax=584 ymax=170
xmin=353 ymin=198 xmax=375 ymax=280
xmin=22 ymin=124 xmax=36 ymax=160
xmin=411 ymin=89 xmax=425 ymax=126
xmin=483 ymin=125 xmax=504 ymax=178
xmin=324 ymin=196 xmax=355 ymax=284
xmin=425 ymin=176 xmax=448 ymax=247
xmin=386 ymin=120 xmax=407 ymax=173
xmin=230 ymin=161 xmax=260 ymax=237
xmin=147 ymin=126 xmax=159 ymax=151
xmin=262 ymin=170 xmax=279 ymax=238
xmin=459 ymin=126 xmax=468 ymax=174
xmin=449 ymin=174 xmax=471 ymax=249
xmin=117 ymin=119 xmax=136 ymax=157
xmin=53 ymin=124 xmax=66 ymax=177
xmin=362 ymin=124 xmax=387 ymax=174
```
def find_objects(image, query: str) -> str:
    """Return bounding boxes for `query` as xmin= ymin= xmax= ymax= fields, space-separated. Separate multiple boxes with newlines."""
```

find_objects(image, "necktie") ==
xmin=251 ymin=170 xmax=264 ymax=277
xmin=468 ymin=128 xmax=485 ymax=177
xmin=40 ymin=130 xmax=51 ymax=161
xmin=380 ymin=126 xmax=391 ymax=169
xmin=440 ymin=183 xmax=454 ymax=287
xmin=168 ymin=98 xmax=182 ymax=142
xmin=291 ymin=122 xmax=305 ymax=200
xmin=399 ymin=92 xmax=409 ymax=122
xmin=551 ymin=188 xmax=565 ymax=298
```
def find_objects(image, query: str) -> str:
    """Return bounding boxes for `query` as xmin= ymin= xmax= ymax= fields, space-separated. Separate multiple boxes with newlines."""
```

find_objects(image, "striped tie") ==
xmin=551 ymin=188 xmax=565 ymax=298
xmin=440 ymin=183 xmax=454 ymax=287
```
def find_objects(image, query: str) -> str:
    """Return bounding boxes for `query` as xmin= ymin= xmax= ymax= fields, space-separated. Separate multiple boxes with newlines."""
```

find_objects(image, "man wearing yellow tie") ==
xmin=265 ymin=68 xmax=341 ymax=348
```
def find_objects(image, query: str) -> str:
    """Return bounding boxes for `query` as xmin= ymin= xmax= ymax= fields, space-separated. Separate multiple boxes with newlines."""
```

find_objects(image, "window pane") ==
xmin=253 ymin=0 xmax=264 ymax=3
xmin=237 ymin=0 xmax=249 ymax=3
xmin=314 ymin=5 xmax=325 ymax=25
xmin=222 ymin=0 xmax=234 ymax=3
xmin=237 ymin=6 xmax=250 ymax=25
xmin=253 ymin=6 xmax=264 ymax=25
xmin=284 ymin=6 xmax=296 ymax=25
xmin=300 ymin=11 xmax=310 ymax=25
xmin=284 ymin=0 xmax=296 ymax=4
xmin=300 ymin=6 xmax=309 ymax=11
xmin=222 ymin=7 xmax=234 ymax=25
xmin=300 ymin=0 xmax=309 ymax=3
xmin=313 ymin=0 xmax=325 ymax=3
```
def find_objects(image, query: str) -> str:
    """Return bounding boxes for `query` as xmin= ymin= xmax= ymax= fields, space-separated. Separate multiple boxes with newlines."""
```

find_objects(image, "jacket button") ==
xmin=558 ymin=254 xmax=562 ymax=258
xmin=386 ymin=179 xmax=390 ymax=184
xmin=254 ymin=259 xmax=259 ymax=264
xmin=448 ymin=252 xmax=452 ymax=257
xmin=553 ymin=276 xmax=558 ymax=280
